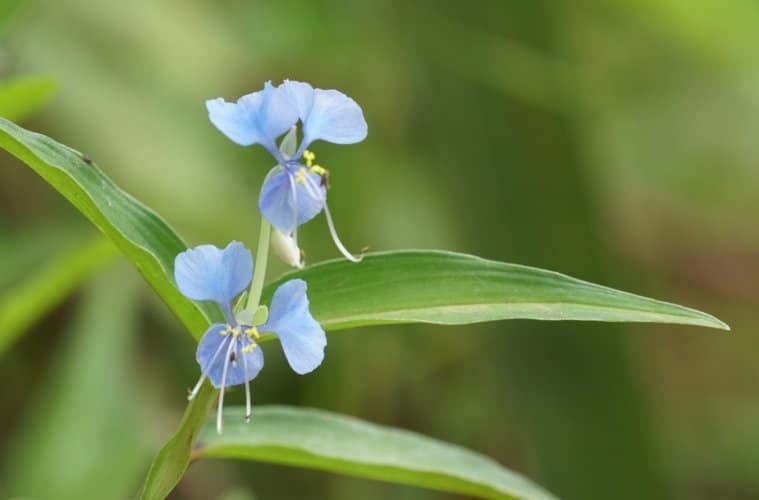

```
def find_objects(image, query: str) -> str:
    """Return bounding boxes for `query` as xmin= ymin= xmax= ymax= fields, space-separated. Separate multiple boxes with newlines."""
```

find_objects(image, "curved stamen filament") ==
xmin=216 ymin=337 xmax=236 ymax=434
xmin=324 ymin=200 xmax=363 ymax=263
xmin=301 ymin=173 xmax=362 ymax=263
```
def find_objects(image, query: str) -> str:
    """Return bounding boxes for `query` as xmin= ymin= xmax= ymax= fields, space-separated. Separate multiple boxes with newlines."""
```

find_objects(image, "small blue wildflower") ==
xmin=206 ymin=80 xmax=367 ymax=262
xmin=175 ymin=241 xmax=326 ymax=433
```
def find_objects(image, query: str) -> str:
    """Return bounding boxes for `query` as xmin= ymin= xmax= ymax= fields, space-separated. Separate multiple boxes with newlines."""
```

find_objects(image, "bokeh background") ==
xmin=1 ymin=1 xmax=757 ymax=499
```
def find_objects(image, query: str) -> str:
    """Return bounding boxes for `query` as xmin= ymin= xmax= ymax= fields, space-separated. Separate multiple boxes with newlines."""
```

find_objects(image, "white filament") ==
xmin=324 ymin=201 xmax=362 ymax=263
xmin=216 ymin=338 xmax=237 ymax=434
xmin=241 ymin=340 xmax=252 ymax=422
xmin=300 ymin=174 xmax=362 ymax=263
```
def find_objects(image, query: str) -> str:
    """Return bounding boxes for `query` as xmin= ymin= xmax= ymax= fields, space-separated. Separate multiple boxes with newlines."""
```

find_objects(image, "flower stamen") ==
xmin=309 ymin=164 xmax=327 ymax=176
xmin=295 ymin=167 xmax=308 ymax=184
xmin=303 ymin=149 xmax=316 ymax=167
xmin=324 ymin=199 xmax=363 ymax=263
xmin=241 ymin=341 xmax=253 ymax=423
xmin=216 ymin=337 xmax=236 ymax=434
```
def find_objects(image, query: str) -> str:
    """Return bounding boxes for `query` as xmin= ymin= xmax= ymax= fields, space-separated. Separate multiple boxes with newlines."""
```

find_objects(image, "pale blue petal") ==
xmin=259 ymin=169 xmax=325 ymax=233
xmin=174 ymin=241 xmax=253 ymax=306
xmin=281 ymin=80 xmax=315 ymax=122
xmin=296 ymin=171 xmax=327 ymax=225
xmin=197 ymin=324 xmax=264 ymax=388
xmin=259 ymin=170 xmax=296 ymax=233
xmin=207 ymin=82 xmax=298 ymax=156
xmin=260 ymin=279 xmax=326 ymax=375
xmin=301 ymin=88 xmax=367 ymax=148
xmin=206 ymin=98 xmax=258 ymax=146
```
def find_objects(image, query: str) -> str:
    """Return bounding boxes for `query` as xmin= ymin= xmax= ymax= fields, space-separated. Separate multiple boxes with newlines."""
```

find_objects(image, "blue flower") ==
xmin=175 ymin=241 xmax=326 ymax=433
xmin=207 ymin=80 xmax=367 ymax=263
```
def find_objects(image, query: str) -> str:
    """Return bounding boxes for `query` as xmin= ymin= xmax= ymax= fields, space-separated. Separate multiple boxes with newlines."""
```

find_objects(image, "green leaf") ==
xmin=0 ymin=234 xmax=119 ymax=355
xmin=140 ymin=381 xmax=217 ymax=500
xmin=0 ymin=119 xmax=222 ymax=499
xmin=196 ymin=406 xmax=557 ymax=500
xmin=263 ymin=250 xmax=728 ymax=331
xmin=0 ymin=117 xmax=222 ymax=338
xmin=2 ymin=267 xmax=150 ymax=499
xmin=0 ymin=76 xmax=57 ymax=121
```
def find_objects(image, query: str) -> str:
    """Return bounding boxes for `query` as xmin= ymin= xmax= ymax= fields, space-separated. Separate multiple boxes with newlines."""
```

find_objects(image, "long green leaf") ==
xmin=264 ymin=250 xmax=728 ymax=331
xmin=0 ymin=117 xmax=222 ymax=337
xmin=3 ymin=267 xmax=150 ymax=499
xmin=0 ymin=118 xmax=222 ymax=499
xmin=196 ymin=406 xmax=556 ymax=500
xmin=0 ymin=235 xmax=119 ymax=354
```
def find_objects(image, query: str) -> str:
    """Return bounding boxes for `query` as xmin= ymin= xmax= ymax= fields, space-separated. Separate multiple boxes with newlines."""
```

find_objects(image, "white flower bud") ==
xmin=271 ymin=228 xmax=304 ymax=269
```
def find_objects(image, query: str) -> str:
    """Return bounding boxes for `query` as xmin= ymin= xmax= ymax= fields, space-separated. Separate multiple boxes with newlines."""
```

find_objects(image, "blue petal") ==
xmin=280 ymin=80 xmax=314 ymax=122
xmin=280 ymin=80 xmax=367 ymax=149
xmin=305 ymin=89 xmax=367 ymax=145
xmin=174 ymin=241 xmax=253 ymax=306
xmin=260 ymin=279 xmax=326 ymax=375
xmin=259 ymin=168 xmax=326 ymax=234
xmin=197 ymin=324 xmax=265 ymax=388
xmin=207 ymin=82 xmax=298 ymax=156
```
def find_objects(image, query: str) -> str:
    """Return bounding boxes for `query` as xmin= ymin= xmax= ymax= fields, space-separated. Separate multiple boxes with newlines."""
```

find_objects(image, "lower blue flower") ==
xmin=175 ymin=242 xmax=326 ymax=433
xmin=196 ymin=324 xmax=265 ymax=388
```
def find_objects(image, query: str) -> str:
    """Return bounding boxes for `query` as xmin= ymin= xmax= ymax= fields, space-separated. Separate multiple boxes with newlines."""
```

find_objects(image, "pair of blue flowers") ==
xmin=175 ymin=80 xmax=367 ymax=432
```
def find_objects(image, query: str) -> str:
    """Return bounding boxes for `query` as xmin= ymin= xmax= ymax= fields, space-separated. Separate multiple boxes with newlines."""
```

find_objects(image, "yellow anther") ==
xmin=309 ymin=164 xmax=328 ymax=176
xmin=231 ymin=327 xmax=241 ymax=337
xmin=295 ymin=167 xmax=307 ymax=184
xmin=245 ymin=327 xmax=260 ymax=340
xmin=303 ymin=150 xmax=316 ymax=167
xmin=219 ymin=325 xmax=233 ymax=336
xmin=241 ymin=343 xmax=257 ymax=353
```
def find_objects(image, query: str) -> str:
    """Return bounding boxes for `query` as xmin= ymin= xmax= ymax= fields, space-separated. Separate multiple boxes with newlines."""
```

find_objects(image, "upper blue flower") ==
xmin=207 ymin=80 xmax=367 ymax=263
xmin=174 ymin=241 xmax=326 ymax=431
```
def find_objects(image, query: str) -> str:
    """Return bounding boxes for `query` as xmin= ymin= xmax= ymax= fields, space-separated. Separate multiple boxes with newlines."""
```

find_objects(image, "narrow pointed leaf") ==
xmin=263 ymin=250 xmax=728 ymax=331
xmin=0 ymin=117 xmax=222 ymax=337
xmin=197 ymin=406 xmax=557 ymax=500
xmin=3 ymin=268 xmax=149 ymax=499
xmin=0 ymin=118 xmax=225 ymax=499
xmin=0 ymin=234 xmax=119 ymax=354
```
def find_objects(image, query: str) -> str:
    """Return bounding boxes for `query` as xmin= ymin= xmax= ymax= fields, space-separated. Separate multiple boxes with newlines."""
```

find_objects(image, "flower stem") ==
xmin=246 ymin=217 xmax=271 ymax=311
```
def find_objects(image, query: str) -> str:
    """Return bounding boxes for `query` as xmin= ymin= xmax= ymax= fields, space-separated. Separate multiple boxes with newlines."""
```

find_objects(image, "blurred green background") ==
xmin=1 ymin=1 xmax=757 ymax=499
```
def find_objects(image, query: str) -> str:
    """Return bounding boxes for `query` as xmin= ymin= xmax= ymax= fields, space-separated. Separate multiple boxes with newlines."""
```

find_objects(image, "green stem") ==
xmin=246 ymin=217 xmax=271 ymax=311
